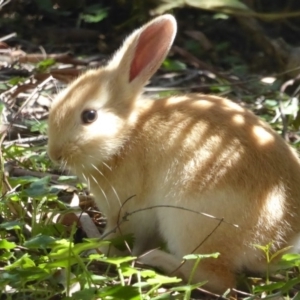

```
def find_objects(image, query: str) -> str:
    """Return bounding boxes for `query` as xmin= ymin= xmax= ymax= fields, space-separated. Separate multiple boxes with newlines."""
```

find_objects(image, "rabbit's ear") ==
xmin=127 ymin=14 xmax=177 ymax=83
xmin=107 ymin=14 xmax=177 ymax=100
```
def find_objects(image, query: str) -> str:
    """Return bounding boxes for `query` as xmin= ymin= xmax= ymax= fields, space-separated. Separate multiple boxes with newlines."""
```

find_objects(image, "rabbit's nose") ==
xmin=47 ymin=146 xmax=62 ymax=164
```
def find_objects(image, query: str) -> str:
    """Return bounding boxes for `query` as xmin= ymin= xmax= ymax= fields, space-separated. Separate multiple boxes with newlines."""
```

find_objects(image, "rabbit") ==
xmin=47 ymin=14 xmax=300 ymax=293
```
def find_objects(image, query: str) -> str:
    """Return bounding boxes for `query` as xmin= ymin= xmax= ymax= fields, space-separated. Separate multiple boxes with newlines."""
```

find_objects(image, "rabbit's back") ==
xmin=136 ymin=94 xmax=300 ymax=197
xmin=127 ymin=94 xmax=300 ymax=281
xmin=93 ymin=93 xmax=300 ymax=245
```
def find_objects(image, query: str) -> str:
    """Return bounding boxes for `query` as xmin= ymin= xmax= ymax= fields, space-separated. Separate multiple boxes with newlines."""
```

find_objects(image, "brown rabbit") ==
xmin=47 ymin=14 xmax=300 ymax=293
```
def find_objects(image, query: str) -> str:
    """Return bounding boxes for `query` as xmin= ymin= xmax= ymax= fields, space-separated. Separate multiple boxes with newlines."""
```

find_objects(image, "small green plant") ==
xmin=79 ymin=4 xmax=109 ymax=24
xmin=36 ymin=59 xmax=56 ymax=73
xmin=173 ymin=253 xmax=220 ymax=299
xmin=253 ymin=243 xmax=300 ymax=297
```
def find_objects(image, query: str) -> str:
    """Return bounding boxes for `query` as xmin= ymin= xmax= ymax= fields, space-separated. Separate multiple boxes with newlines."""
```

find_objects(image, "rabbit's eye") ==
xmin=81 ymin=109 xmax=98 ymax=124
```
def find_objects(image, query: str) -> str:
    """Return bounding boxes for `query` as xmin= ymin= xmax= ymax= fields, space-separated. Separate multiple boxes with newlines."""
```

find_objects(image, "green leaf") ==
xmin=88 ymin=274 xmax=108 ymax=283
xmin=25 ymin=176 xmax=51 ymax=197
xmin=80 ymin=5 xmax=108 ymax=23
xmin=58 ymin=175 xmax=78 ymax=182
xmin=152 ymin=0 xmax=184 ymax=14
xmin=209 ymin=84 xmax=231 ymax=93
xmin=0 ymin=271 xmax=20 ymax=284
xmin=48 ymin=240 xmax=73 ymax=259
xmin=186 ymin=0 xmax=249 ymax=11
xmin=72 ymin=239 xmax=110 ymax=255
xmin=150 ymin=293 xmax=173 ymax=300
xmin=253 ymin=281 xmax=285 ymax=293
xmin=0 ymin=239 xmax=16 ymax=250
xmin=120 ymin=265 xmax=141 ymax=277
xmin=5 ymin=254 xmax=35 ymax=270
xmin=37 ymin=58 xmax=56 ymax=72
xmin=30 ymin=120 xmax=48 ymax=134
xmin=98 ymin=256 xmax=137 ymax=266
xmin=264 ymin=99 xmax=278 ymax=110
xmin=279 ymin=277 xmax=300 ymax=294
xmin=71 ymin=288 xmax=98 ymax=300
xmin=153 ymin=0 xmax=250 ymax=15
xmin=24 ymin=234 xmax=57 ymax=249
xmin=10 ymin=267 xmax=50 ymax=283
xmin=0 ymin=220 xmax=23 ymax=230
xmin=9 ymin=175 xmax=40 ymax=188
xmin=0 ymin=251 xmax=14 ymax=261
xmin=183 ymin=252 xmax=220 ymax=260
xmin=42 ymin=257 xmax=78 ymax=269
xmin=146 ymin=273 xmax=181 ymax=285
xmin=281 ymin=253 xmax=300 ymax=261
xmin=278 ymin=253 xmax=300 ymax=269
xmin=38 ymin=223 xmax=65 ymax=236
xmin=162 ymin=59 xmax=186 ymax=71
xmin=97 ymin=285 xmax=140 ymax=299
xmin=8 ymin=77 xmax=26 ymax=86
xmin=139 ymin=269 xmax=157 ymax=278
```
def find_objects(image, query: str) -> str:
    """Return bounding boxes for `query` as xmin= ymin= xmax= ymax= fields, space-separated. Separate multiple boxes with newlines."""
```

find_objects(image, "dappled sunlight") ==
xmin=252 ymin=125 xmax=275 ymax=146
xmin=183 ymin=135 xmax=244 ymax=191
xmin=134 ymin=94 xmax=293 ymax=208
xmin=165 ymin=95 xmax=190 ymax=104
xmin=231 ymin=113 xmax=245 ymax=125
xmin=261 ymin=183 xmax=285 ymax=224
xmin=189 ymin=98 xmax=215 ymax=109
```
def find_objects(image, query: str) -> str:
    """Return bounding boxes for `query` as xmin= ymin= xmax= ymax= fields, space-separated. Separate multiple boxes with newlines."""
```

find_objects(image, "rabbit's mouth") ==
xmin=61 ymin=146 xmax=101 ymax=172
xmin=48 ymin=141 xmax=83 ymax=170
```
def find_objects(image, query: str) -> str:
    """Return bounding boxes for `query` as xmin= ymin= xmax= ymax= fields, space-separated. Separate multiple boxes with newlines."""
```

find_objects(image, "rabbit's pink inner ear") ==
xmin=129 ymin=19 xmax=174 ymax=82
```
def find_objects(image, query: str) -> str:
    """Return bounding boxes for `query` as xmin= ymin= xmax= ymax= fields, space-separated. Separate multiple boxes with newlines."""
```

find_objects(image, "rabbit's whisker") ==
xmin=91 ymin=163 xmax=122 ymax=208
xmin=90 ymin=173 xmax=109 ymax=208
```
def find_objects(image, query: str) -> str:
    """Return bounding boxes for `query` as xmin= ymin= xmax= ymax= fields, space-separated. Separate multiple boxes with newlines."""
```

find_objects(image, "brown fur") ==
xmin=47 ymin=15 xmax=300 ymax=293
